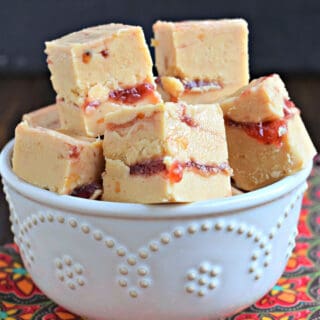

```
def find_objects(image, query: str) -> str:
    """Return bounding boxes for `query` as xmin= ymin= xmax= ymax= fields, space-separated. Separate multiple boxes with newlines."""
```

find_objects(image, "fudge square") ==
xmin=12 ymin=122 xmax=104 ymax=196
xmin=222 ymin=74 xmax=317 ymax=191
xmin=22 ymin=104 xmax=60 ymax=129
xmin=46 ymin=24 xmax=161 ymax=137
xmin=45 ymin=23 xmax=157 ymax=106
xmin=153 ymin=19 xmax=249 ymax=103
xmin=102 ymin=102 xmax=232 ymax=203
xmin=220 ymin=74 xmax=288 ymax=122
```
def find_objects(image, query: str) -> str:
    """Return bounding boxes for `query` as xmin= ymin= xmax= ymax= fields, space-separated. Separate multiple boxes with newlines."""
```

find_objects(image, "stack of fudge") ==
xmin=12 ymin=20 xmax=316 ymax=203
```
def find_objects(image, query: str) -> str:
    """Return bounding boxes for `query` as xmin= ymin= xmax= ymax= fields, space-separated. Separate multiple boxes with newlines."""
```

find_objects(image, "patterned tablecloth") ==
xmin=0 ymin=158 xmax=319 ymax=320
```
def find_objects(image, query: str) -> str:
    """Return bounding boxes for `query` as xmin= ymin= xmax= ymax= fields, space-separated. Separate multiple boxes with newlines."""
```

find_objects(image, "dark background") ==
xmin=1 ymin=0 xmax=320 ymax=74
xmin=0 ymin=0 xmax=319 ymax=244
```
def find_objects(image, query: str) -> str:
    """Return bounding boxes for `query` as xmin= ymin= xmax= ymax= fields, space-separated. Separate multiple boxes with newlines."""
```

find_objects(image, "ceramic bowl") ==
xmin=0 ymin=140 xmax=312 ymax=320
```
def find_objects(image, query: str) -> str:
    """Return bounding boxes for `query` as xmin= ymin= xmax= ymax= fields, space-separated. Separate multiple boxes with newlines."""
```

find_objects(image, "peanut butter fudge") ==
xmin=23 ymin=104 xmax=60 ymax=129
xmin=153 ymin=19 xmax=249 ymax=104
xmin=57 ymin=99 xmax=118 ymax=138
xmin=220 ymin=74 xmax=287 ymax=122
xmin=102 ymin=102 xmax=232 ymax=203
xmin=46 ymin=24 xmax=161 ymax=136
xmin=222 ymin=75 xmax=316 ymax=191
xmin=12 ymin=122 xmax=104 ymax=196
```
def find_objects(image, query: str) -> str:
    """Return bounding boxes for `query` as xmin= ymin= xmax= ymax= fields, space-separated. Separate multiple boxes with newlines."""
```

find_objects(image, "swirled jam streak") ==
xmin=179 ymin=104 xmax=199 ymax=128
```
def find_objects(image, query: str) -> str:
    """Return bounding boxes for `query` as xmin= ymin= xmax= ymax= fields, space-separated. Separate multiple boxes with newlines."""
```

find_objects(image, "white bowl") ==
xmin=0 ymin=139 xmax=312 ymax=320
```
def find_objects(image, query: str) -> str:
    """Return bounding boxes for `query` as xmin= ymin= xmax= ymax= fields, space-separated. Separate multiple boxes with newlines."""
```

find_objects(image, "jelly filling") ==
xmin=225 ymin=99 xmax=298 ymax=146
xmin=130 ymin=159 xmax=230 ymax=183
xmin=109 ymin=83 xmax=156 ymax=104
xmin=182 ymin=79 xmax=223 ymax=91
xmin=71 ymin=182 xmax=102 ymax=199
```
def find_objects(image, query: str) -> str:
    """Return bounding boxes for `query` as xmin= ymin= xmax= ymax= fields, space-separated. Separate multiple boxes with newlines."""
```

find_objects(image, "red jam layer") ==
xmin=130 ymin=159 xmax=166 ymax=176
xmin=225 ymin=99 xmax=298 ymax=146
xmin=130 ymin=159 xmax=230 ymax=183
xmin=226 ymin=118 xmax=288 ymax=146
xmin=81 ymin=83 xmax=158 ymax=111
xmin=155 ymin=77 xmax=223 ymax=94
xmin=182 ymin=79 xmax=223 ymax=91
xmin=71 ymin=182 xmax=102 ymax=199
xmin=109 ymin=83 xmax=156 ymax=104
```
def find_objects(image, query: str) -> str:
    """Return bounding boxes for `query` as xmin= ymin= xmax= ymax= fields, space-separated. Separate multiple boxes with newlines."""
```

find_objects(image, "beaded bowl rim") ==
xmin=0 ymin=139 xmax=312 ymax=219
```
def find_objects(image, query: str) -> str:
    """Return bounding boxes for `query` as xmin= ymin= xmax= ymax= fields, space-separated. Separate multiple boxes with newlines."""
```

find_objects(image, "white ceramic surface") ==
xmin=0 ymin=139 xmax=312 ymax=320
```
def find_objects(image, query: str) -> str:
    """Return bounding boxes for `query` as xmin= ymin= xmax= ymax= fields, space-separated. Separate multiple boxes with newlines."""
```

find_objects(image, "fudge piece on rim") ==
xmin=45 ymin=23 xmax=161 ymax=136
xmin=22 ymin=104 xmax=60 ymax=129
xmin=153 ymin=19 xmax=249 ymax=104
xmin=102 ymin=102 xmax=232 ymax=203
xmin=221 ymin=74 xmax=317 ymax=191
xmin=12 ymin=122 xmax=104 ymax=198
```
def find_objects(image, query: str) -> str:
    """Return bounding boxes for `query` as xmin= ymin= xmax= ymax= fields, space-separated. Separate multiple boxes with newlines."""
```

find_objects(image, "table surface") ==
xmin=0 ymin=73 xmax=319 ymax=245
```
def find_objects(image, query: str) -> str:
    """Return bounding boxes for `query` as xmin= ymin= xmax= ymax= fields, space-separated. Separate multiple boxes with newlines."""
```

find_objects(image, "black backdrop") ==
xmin=1 ymin=0 xmax=320 ymax=75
